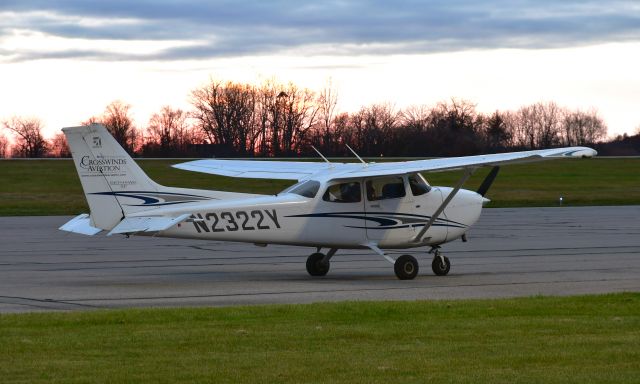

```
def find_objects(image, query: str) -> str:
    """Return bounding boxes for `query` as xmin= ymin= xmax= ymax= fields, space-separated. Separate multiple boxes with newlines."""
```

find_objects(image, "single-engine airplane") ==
xmin=60 ymin=124 xmax=597 ymax=279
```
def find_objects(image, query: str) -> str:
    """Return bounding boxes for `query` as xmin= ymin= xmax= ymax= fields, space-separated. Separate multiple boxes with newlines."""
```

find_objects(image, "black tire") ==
xmin=394 ymin=255 xmax=419 ymax=280
xmin=306 ymin=252 xmax=330 ymax=276
xmin=431 ymin=255 xmax=450 ymax=276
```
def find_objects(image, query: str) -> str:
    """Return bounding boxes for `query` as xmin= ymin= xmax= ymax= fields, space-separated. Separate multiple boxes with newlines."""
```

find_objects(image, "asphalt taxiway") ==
xmin=1 ymin=206 xmax=639 ymax=312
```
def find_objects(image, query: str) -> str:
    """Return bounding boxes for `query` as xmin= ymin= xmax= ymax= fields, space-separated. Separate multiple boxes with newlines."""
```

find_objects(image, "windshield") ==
xmin=408 ymin=173 xmax=431 ymax=196
xmin=280 ymin=180 xmax=321 ymax=198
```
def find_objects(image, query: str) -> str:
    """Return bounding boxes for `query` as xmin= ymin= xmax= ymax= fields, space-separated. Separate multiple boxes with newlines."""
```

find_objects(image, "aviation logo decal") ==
xmin=286 ymin=212 xmax=467 ymax=230
xmin=79 ymin=156 xmax=127 ymax=175
xmin=90 ymin=191 xmax=213 ymax=206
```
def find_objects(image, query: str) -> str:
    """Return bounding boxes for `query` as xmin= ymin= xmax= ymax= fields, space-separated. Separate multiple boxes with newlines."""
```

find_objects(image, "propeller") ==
xmin=476 ymin=166 xmax=500 ymax=197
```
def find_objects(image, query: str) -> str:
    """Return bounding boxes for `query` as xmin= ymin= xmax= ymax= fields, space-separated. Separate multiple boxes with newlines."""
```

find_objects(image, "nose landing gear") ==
xmin=430 ymin=246 xmax=451 ymax=276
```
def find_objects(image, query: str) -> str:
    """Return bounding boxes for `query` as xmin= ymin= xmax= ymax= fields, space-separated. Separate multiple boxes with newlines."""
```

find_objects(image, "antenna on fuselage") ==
xmin=346 ymin=144 xmax=367 ymax=167
xmin=311 ymin=145 xmax=333 ymax=169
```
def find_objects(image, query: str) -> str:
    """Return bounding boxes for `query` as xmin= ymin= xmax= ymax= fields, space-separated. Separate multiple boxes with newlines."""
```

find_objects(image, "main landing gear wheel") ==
xmin=306 ymin=252 xmax=330 ymax=277
xmin=394 ymin=255 xmax=419 ymax=280
xmin=431 ymin=254 xmax=451 ymax=276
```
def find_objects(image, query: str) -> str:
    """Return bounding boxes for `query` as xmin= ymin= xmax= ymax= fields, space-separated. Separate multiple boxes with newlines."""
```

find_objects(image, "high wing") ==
xmin=332 ymin=146 xmax=597 ymax=179
xmin=172 ymin=159 xmax=359 ymax=180
xmin=173 ymin=147 xmax=597 ymax=181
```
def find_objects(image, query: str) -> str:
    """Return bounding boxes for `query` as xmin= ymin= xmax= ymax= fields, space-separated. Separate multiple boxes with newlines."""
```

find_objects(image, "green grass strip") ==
xmin=0 ymin=158 xmax=639 ymax=216
xmin=1 ymin=293 xmax=639 ymax=383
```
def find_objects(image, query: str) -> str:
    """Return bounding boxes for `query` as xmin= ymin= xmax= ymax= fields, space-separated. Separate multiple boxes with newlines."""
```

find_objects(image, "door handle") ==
xmin=370 ymin=204 xmax=380 ymax=208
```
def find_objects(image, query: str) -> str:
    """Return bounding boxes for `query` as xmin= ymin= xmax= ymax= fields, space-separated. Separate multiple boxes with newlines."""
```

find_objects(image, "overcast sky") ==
xmin=1 ymin=0 xmax=639 ymax=138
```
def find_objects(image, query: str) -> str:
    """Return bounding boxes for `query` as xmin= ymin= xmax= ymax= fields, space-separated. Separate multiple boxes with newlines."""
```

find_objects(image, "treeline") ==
xmin=0 ymin=78 xmax=631 ymax=159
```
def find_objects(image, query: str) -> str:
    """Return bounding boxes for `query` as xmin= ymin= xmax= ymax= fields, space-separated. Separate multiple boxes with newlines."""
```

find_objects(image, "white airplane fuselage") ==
xmin=143 ymin=182 xmax=485 ymax=249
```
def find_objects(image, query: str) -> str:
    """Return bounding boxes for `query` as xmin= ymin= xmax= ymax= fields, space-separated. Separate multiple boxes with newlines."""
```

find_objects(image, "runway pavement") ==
xmin=1 ymin=206 xmax=639 ymax=313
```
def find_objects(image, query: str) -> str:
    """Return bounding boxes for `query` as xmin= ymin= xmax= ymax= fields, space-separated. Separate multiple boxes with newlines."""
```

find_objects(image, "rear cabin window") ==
xmin=281 ymin=180 xmax=321 ymax=198
xmin=366 ymin=177 xmax=406 ymax=201
xmin=322 ymin=182 xmax=362 ymax=203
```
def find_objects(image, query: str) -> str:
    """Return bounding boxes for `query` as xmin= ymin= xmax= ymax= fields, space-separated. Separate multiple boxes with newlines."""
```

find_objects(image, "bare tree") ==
xmin=396 ymin=105 xmax=431 ymax=156
xmin=269 ymin=89 xmax=288 ymax=156
xmin=512 ymin=104 xmax=536 ymax=149
xmin=536 ymin=101 xmax=563 ymax=148
xmin=254 ymin=79 xmax=278 ymax=156
xmin=365 ymin=103 xmax=398 ymax=156
xmin=344 ymin=103 xmax=398 ymax=156
xmin=562 ymin=108 xmax=607 ymax=145
xmin=330 ymin=112 xmax=351 ymax=156
xmin=484 ymin=110 xmax=513 ymax=151
xmin=513 ymin=102 xmax=564 ymax=149
xmin=190 ymin=79 xmax=258 ymax=156
xmin=145 ymin=106 xmax=193 ymax=156
xmin=277 ymin=83 xmax=319 ymax=156
xmin=0 ymin=134 xmax=10 ymax=158
xmin=316 ymin=79 xmax=339 ymax=153
xmin=49 ymin=132 xmax=71 ymax=157
xmin=400 ymin=105 xmax=431 ymax=130
xmin=2 ymin=117 xmax=48 ymax=157
xmin=426 ymin=99 xmax=482 ymax=155
xmin=246 ymin=80 xmax=320 ymax=156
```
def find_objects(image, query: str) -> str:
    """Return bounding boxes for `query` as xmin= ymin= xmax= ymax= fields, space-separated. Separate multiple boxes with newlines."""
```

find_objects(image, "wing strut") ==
xmin=476 ymin=166 xmax=500 ymax=197
xmin=413 ymin=167 xmax=476 ymax=243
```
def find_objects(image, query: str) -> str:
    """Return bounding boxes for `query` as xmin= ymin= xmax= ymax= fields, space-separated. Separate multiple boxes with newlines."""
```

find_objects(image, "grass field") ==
xmin=0 ymin=157 xmax=638 ymax=216
xmin=1 ymin=293 xmax=638 ymax=383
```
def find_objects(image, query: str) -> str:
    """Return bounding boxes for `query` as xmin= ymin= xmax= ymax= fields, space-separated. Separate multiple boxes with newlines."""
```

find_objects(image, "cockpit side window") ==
xmin=281 ymin=180 xmax=321 ymax=198
xmin=408 ymin=174 xmax=431 ymax=196
xmin=322 ymin=182 xmax=362 ymax=203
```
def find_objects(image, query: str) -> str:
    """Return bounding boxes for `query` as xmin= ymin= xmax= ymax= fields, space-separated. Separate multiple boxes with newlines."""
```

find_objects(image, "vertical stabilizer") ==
xmin=63 ymin=124 xmax=161 ymax=229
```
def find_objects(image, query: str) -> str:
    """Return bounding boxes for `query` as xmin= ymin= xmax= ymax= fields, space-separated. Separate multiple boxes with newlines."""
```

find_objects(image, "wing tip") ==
xmin=567 ymin=147 xmax=598 ymax=158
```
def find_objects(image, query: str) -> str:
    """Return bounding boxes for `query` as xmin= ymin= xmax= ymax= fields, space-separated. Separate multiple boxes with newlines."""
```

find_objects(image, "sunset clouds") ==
xmin=2 ymin=1 xmax=639 ymax=62
xmin=1 ymin=1 xmax=639 ymax=137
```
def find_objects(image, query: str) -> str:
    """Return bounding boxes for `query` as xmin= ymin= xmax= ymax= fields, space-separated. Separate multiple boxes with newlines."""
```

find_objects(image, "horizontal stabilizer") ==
xmin=59 ymin=214 xmax=102 ymax=236
xmin=107 ymin=214 xmax=191 ymax=236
